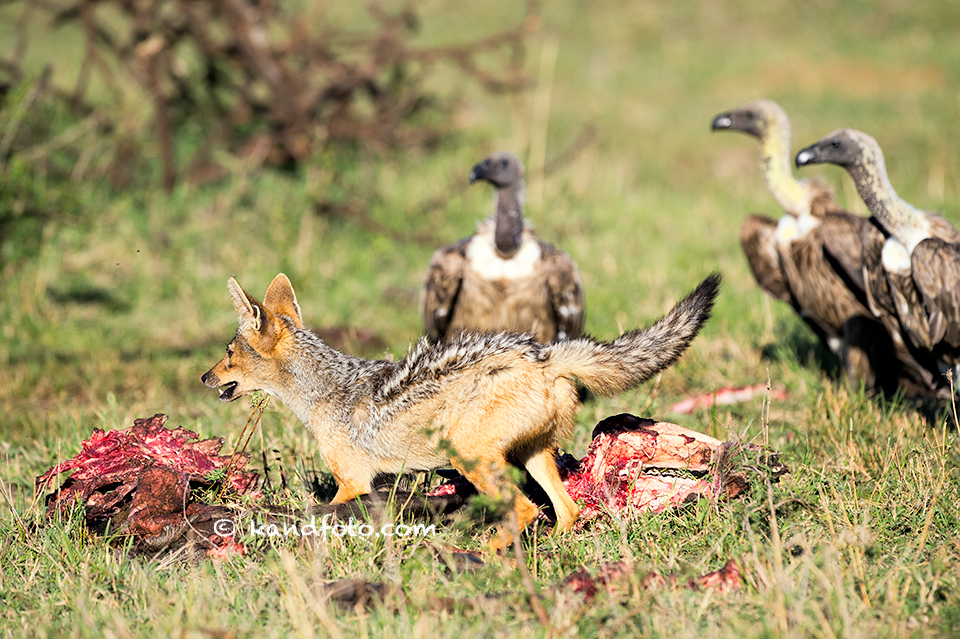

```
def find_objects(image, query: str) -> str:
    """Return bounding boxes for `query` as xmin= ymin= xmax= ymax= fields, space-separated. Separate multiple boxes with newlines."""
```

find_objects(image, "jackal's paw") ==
xmin=486 ymin=528 xmax=516 ymax=555
xmin=553 ymin=506 xmax=580 ymax=533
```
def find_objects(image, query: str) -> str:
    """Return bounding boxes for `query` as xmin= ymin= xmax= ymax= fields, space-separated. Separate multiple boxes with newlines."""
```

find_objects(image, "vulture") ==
xmin=796 ymin=129 xmax=960 ymax=393
xmin=420 ymin=151 xmax=585 ymax=344
xmin=711 ymin=100 xmax=892 ymax=389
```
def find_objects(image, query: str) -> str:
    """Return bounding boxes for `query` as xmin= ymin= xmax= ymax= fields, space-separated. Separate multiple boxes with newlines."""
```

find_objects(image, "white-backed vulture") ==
xmin=420 ymin=151 xmax=585 ymax=344
xmin=796 ymin=129 xmax=960 ymax=391
xmin=711 ymin=100 xmax=892 ymax=389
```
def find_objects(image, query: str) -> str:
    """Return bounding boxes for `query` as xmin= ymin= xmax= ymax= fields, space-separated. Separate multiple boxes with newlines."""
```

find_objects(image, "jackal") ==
xmin=202 ymin=272 xmax=720 ymax=550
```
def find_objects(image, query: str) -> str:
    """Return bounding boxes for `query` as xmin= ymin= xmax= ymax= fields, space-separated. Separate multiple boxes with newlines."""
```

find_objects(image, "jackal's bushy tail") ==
xmin=546 ymin=273 xmax=721 ymax=395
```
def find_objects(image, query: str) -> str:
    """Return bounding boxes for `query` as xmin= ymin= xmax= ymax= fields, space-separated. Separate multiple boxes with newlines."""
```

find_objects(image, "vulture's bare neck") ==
xmin=845 ymin=151 xmax=926 ymax=248
xmin=493 ymin=180 xmax=527 ymax=256
xmin=759 ymin=123 xmax=808 ymax=217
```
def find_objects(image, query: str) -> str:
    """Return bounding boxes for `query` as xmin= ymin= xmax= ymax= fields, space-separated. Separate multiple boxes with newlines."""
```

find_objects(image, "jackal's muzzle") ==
xmin=201 ymin=370 xmax=240 ymax=402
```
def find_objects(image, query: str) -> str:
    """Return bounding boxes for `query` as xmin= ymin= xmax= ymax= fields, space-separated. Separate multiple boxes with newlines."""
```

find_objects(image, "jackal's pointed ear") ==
xmin=228 ymin=277 xmax=267 ymax=334
xmin=263 ymin=273 xmax=303 ymax=329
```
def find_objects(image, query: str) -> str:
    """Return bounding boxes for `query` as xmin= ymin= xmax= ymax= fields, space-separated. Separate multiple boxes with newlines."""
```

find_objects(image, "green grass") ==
xmin=2 ymin=0 xmax=960 ymax=636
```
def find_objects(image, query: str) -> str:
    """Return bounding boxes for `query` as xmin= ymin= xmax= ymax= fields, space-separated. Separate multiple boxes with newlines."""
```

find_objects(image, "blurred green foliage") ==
xmin=0 ymin=78 xmax=83 ymax=267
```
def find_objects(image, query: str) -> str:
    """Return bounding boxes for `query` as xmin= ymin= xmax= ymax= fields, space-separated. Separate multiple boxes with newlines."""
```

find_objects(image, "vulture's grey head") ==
xmin=469 ymin=151 xmax=524 ymax=189
xmin=711 ymin=99 xmax=788 ymax=139
xmin=795 ymin=128 xmax=879 ymax=169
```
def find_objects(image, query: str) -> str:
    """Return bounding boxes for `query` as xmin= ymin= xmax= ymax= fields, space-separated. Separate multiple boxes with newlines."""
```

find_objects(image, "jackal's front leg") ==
xmin=326 ymin=460 xmax=375 ymax=505
xmin=331 ymin=482 xmax=368 ymax=505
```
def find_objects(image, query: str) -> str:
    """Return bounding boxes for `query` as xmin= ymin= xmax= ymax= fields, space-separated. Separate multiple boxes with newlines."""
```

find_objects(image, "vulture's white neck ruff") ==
xmin=467 ymin=220 xmax=541 ymax=280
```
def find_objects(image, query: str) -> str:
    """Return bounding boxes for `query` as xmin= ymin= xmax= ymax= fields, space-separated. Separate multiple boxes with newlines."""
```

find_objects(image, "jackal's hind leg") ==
xmin=522 ymin=446 xmax=579 ymax=532
xmin=451 ymin=454 xmax=537 ymax=553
